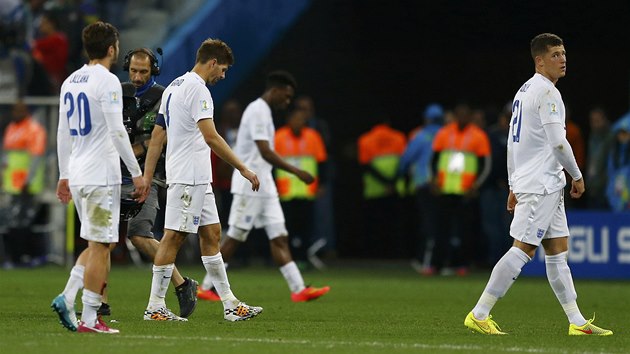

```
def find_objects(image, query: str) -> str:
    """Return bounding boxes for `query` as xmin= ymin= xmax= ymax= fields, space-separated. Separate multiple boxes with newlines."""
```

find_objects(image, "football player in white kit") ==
xmin=464 ymin=33 xmax=612 ymax=335
xmin=51 ymin=21 xmax=148 ymax=334
xmin=141 ymin=38 xmax=263 ymax=322
xmin=196 ymin=71 xmax=330 ymax=303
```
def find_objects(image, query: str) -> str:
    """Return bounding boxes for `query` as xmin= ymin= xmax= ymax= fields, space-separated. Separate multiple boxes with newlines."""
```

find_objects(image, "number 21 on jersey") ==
xmin=511 ymin=99 xmax=522 ymax=143
xmin=64 ymin=92 xmax=92 ymax=136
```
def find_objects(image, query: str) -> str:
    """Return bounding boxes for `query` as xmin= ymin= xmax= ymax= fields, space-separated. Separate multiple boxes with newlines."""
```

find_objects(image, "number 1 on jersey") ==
xmin=511 ymin=99 xmax=522 ymax=143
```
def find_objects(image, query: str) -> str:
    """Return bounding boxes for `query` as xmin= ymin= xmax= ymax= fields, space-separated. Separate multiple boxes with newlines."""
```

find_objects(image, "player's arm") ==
xmin=104 ymin=110 xmax=148 ymax=201
xmin=198 ymin=118 xmax=259 ymax=191
xmin=506 ymin=135 xmax=517 ymax=212
xmin=255 ymin=140 xmax=315 ymax=184
xmin=56 ymin=97 xmax=72 ymax=203
xmin=543 ymin=122 xmax=584 ymax=198
xmin=143 ymin=113 xmax=166 ymax=183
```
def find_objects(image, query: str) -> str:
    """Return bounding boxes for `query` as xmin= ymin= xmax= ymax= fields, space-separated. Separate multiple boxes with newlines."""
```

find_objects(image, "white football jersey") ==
xmin=231 ymin=98 xmax=277 ymax=197
xmin=57 ymin=64 xmax=137 ymax=186
xmin=159 ymin=71 xmax=213 ymax=185
xmin=508 ymin=73 xmax=567 ymax=194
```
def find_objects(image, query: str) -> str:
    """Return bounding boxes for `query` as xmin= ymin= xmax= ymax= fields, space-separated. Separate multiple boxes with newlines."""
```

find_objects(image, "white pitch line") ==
xmin=117 ymin=334 xmax=618 ymax=354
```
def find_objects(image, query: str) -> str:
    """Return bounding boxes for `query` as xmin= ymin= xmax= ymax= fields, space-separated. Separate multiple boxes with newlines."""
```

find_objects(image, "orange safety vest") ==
xmin=357 ymin=124 xmax=407 ymax=198
xmin=2 ymin=116 xmax=47 ymax=194
xmin=274 ymin=126 xmax=327 ymax=201
xmin=432 ymin=122 xmax=490 ymax=195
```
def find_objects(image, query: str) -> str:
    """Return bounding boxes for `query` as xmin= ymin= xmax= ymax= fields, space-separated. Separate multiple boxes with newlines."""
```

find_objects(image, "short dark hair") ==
xmin=82 ymin=21 xmax=119 ymax=60
xmin=530 ymin=33 xmax=563 ymax=60
xmin=265 ymin=70 xmax=297 ymax=90
xmin=196 ymin=38 xmax=234 ymax=66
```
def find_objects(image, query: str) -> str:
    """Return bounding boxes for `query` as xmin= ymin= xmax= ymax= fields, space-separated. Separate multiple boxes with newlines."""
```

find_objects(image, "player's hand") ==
xmin=570 ymin=177 xmax=585 ymax=199
xmin=241 ymin=168 xmax=260 ymax=192
xmin=131 ymin=175 xmax=148 ymax=203
xmin=296 ymin=169 xmax=315 ymax=184
xmin=56 ymin=179 xmax=72 ymax=204
xmin=507 ymin=190 xmax=517 ymax=214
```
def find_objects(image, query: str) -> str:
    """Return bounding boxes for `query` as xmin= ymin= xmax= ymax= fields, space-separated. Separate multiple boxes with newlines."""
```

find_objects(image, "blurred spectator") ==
xmin=97 ymin=0 xmax=127 ymax=30
xmin=479 ymin=104 xmax=512 ymax=265
xmin=275 ymin=108 xmax=327 ymax=268
xmin=294 ymin=95 xmax=335 ymax=263
xmin=564 ymin=107 xmax=586 ymax=209
xmin=430 ymin=102 xmax=491 ymax=275
xmin=357 ymin=120 xmax=406 ymax=257
xmin=398 ymin=103 xmax=443 ymax=273
xmin=606 ymin=113 xmax=630 ymax=212
xmin=0 ymin=0 xmax=31 ymax=100
xmin=31 ymin=10 xmax=68 ymax=92
xmin=586 ymin=107 xmax=612 ymax=209
xmin=1 ymin=101 xmax=47 ymax=268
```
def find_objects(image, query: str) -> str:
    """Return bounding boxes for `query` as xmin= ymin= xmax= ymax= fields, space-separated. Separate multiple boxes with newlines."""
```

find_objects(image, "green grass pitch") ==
xmin=1 ymin=264 xmax=629 ymax=353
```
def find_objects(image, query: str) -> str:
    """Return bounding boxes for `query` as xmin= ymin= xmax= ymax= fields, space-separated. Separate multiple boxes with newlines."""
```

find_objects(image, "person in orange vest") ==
xmin=1 ymin=100 xmax=47 ymax=268
xmin=275 ymin=108 xmax=327 ymax=267
xmin=357 ymin=120 xmax=406 ymax=257
xmin=430 ymin=102 xmax=491 ymax=276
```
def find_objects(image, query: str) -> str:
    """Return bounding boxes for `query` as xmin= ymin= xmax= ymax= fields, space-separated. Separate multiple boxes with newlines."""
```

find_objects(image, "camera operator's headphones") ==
xmin=123 ymin=48 xmax=161 ymax=76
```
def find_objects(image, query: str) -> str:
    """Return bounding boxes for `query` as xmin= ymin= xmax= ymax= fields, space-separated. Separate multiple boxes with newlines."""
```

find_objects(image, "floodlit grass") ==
xmin=0 ymin=263 xmax=628 ymax=354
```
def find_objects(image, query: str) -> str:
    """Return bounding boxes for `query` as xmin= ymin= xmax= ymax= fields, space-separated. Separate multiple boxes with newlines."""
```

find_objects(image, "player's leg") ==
xmin=51 ymin=248 xmax=87 ymax=331
xmin=199 ymin=188 xmax=261 ymax=321
xmin=73 ymin=185 xmax=120 ymax=333
xmin=127 ymin=183 xmax=197 ymax=317
xmin=466 ymin=193 xmax=545 ymax=334
xmin=542 ymin=192 xmax=612 ymax=335
xmin=198 ymin=194 xmax=252 ymax=301
xmin=144 ymin=184 xmax=199 ymax=321
xmin=263 ymin=197 xmax=329 ymax=302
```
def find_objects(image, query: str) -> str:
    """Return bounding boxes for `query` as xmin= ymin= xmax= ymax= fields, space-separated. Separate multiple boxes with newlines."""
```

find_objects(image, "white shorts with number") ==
xmin=510 ymin=190 xmax=569 ymax=246
xmin=70 ymin=185 xmax=120 ymax=243
xmin=164 ymin=183 xmax=206 ymax=233
xmin=227 ymin=194 xmax=287 ymax=241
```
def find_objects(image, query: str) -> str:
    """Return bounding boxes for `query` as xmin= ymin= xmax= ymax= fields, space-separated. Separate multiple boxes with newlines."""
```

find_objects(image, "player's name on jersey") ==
xmin=68 ymin=74 xmax=89 ymax=84
xmin=170 ymin=78 xmax=185 ymax=87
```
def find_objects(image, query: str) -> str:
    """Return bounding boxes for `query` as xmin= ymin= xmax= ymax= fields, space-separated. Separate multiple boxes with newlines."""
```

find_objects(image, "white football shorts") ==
xmin=70 ymin=185 xmax=120 ymax=243
xmin=200 ymin=183 xmax=220 ymax=226
xmin=164 ymin=183 xmax=206 ymax=233
xmin=227 ymin=194 xmax=287 ymax=241
xmin=510 ymin=190 xmax=569 ymax=246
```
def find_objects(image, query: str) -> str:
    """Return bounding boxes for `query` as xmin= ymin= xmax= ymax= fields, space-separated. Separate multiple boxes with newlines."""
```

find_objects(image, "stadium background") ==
xmin=2 ymin=0 xmax=630 ymax=269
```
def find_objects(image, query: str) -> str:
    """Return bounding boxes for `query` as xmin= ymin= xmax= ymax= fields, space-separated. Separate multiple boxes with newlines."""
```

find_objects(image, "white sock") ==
xmin=545 ymin=251 xmax=586 ymax=325
xmin=200 ymin=272 xmax=213 ymax=290
xmin=200 ymin=261 xmax=228 ymax=290
xmin=201 ymin=253 xmax=238 ymax=308
xmin=80 ymin=289 xmax=101 ymax=327
xmin=279 ymin=261 xmax=305 ymax=293
xmin=62 ymin=265 xmax=85 ymax=308
xmin=147 ymin=264 xmax=174 ymax=310
xmin=472 ymin=247 xmax=530 ymax=320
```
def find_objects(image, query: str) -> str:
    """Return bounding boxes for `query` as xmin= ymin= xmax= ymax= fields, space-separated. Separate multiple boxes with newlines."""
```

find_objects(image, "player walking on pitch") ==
xmin=464 ymin=33 xmax=612 ymax=336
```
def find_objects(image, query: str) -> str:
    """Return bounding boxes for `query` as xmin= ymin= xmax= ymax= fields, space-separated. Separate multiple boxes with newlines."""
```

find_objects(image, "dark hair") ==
xmin=196 ymin=38 xmax=234 ymax=66
xmin=265 ymin=70 xmax=297 ymax=90
xmin=82 ymin=21 xmax=119 ymax=60
xmin=530 ymin=33 xmax=563 ymax=60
